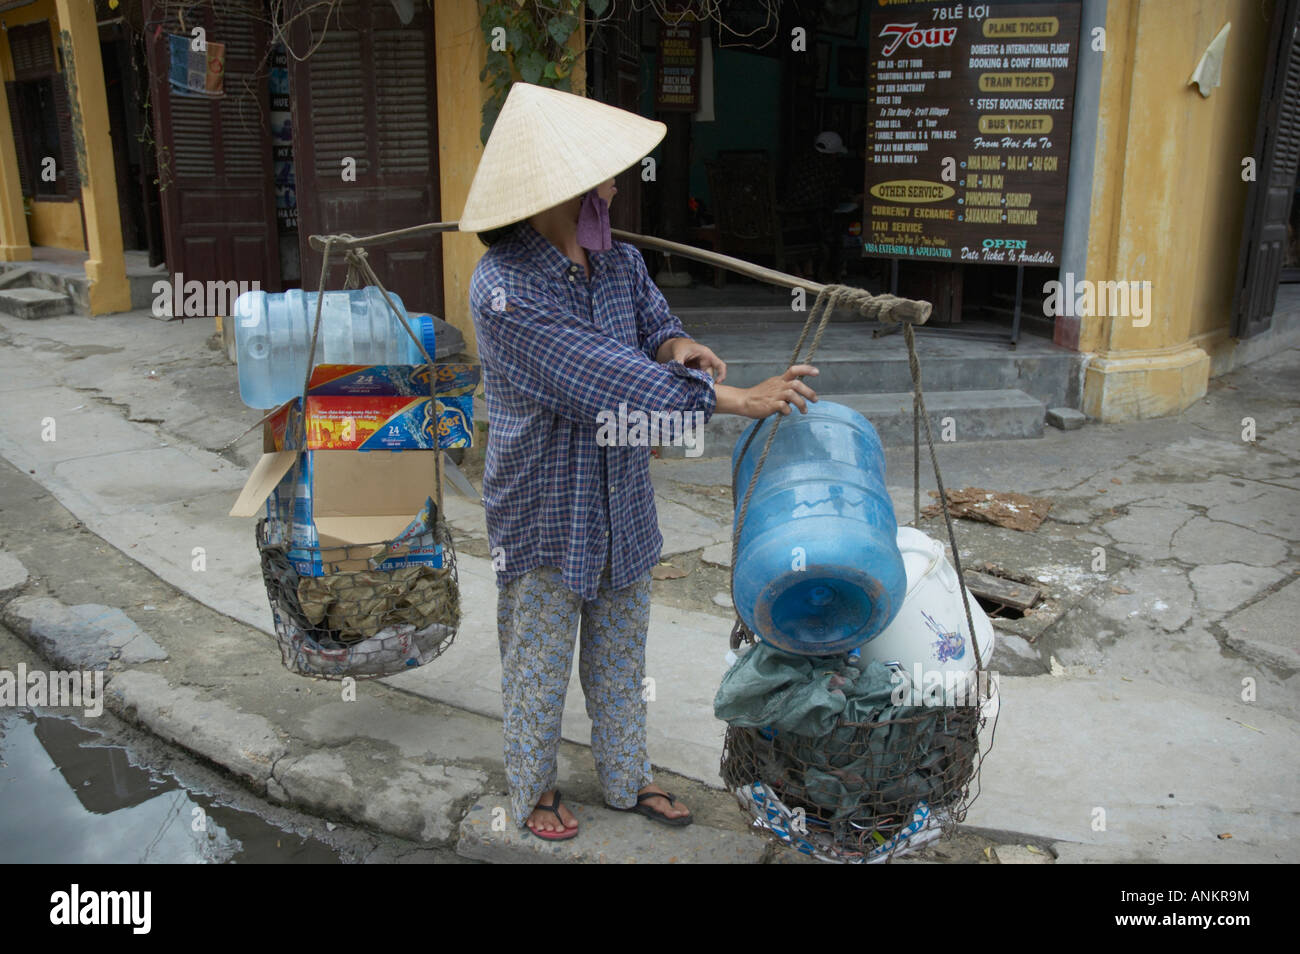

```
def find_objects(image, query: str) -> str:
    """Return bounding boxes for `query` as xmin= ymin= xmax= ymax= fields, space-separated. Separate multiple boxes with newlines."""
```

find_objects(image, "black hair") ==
xmin=478 ymin=221 xmax=523 ymax=248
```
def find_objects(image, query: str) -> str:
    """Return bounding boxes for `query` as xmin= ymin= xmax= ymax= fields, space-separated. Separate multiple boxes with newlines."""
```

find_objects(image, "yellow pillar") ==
xmin=0 ymin=40 xmax=32 ymax=261
xmin=53 ymin=0 xmax=130 ymax=314
xmin=435 ymin=0 xmax=489 ymax=357
xmin=1079 ymin=0 xmax=1270 ymax=421
xmin=434 ymin=2 xmax=587 ymax=358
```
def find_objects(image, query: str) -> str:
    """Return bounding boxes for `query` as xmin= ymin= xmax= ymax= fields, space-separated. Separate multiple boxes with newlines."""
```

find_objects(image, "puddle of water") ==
xmin=0 ymin=708 xmax=340 ymax=864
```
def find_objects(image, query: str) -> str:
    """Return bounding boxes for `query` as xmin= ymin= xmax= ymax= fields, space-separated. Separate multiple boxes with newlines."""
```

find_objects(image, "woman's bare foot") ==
xmin=637 ymin=783 xmax=691 ymax=821
xmin=526 ymin=790 xmax=578 ymax=835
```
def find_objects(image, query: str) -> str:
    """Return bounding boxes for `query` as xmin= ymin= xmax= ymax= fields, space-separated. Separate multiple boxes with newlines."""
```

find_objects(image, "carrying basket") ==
xmin=252 ymin=236 xmax=462 ymax=679
xmin=256 ymin=516 xmax=459 ymax=679
xmin=720 ymin=281 xmax=1002 ymax=862
xmin=719 ymin=693 xmax=992 ymax=863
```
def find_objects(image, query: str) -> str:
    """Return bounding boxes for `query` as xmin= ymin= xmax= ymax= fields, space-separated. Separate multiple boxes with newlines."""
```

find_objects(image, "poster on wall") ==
xmin=269 ymin=44 xmax=297 ymax=233
xmin=863 ymin=0 xmax=1082 ymax=266
xmin=167 ymin=34 xmax=225 ymax=97
xmin=655 ymin=20 xmax=701 ymax=111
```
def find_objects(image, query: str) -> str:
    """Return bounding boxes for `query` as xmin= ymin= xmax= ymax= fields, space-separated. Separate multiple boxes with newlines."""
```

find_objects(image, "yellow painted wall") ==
xmin=55 ymin=0 xmax=132 ymax=313
xmin=0 ymin=62 xmax=28 ymax=261
xmin=27 ymin=199 xmax=84 ymax=250
xmin=1185 ymin=2 xmax=1277 ymax=370
xmin=1081 ymin=0 xmax=1274 ymax=419
xmin=0 ymin=0 xmax=85 ymax=252
xmin=434 ymin=0 xmax=488 ymax=357
xmin=0 ymin=0 xmax=60 ymax=60
xmin=435 ymin=1 xmax=587 ymax=358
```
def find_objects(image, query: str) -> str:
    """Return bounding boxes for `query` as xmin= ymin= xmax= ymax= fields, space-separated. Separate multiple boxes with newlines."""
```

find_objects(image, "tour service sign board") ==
xmin=863 ymin=0 xmax=1083 ymax=266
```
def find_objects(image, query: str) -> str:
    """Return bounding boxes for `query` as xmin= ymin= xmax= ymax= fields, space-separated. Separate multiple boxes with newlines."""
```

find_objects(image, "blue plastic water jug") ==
xmin=233 ymin=287 xmax=437 ymax=408
xmin=730 ymin=401 xmax=907 ymax=656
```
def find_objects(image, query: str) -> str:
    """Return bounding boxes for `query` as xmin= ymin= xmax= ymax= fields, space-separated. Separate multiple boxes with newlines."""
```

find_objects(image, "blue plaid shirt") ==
xmin=469 ymin=222 xmax=718 ymax=599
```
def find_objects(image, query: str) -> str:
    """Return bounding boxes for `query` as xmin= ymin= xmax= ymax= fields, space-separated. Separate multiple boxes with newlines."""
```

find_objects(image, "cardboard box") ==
xmin=232 ymin=363 xmax=467 ymax=575
xmin=268 ymin=365 xmax=476 ymax=450
xmin=308 ymin=363 xmax=479 ymax=397
xmin=300 ymin=394 xmax=473 ymax=450
xmin=232 ymin=447 xmax=443 ymax=576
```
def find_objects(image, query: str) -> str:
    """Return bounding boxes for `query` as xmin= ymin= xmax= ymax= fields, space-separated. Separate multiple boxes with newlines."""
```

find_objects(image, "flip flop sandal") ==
xmin=526 ymin=790 xmax=579 ymax=841
xmin=617 ymin=791 xmax=694 ymax=827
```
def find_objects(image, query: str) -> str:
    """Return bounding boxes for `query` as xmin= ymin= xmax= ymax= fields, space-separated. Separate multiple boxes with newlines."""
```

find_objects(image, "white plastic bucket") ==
xmin=861 ymin=527 xmax=996 ymax=705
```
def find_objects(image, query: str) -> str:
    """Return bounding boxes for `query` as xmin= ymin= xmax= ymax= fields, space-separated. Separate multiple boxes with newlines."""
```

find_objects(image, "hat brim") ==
xmin=459 ymin=83 xmax=667 ymax=233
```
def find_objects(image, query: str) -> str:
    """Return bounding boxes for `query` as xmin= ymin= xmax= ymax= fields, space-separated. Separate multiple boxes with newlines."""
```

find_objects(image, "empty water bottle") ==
xmin=233 ymin=287 xmax=436 ymax=408
xmin=731 ymin=401 xmax=907 ymax=656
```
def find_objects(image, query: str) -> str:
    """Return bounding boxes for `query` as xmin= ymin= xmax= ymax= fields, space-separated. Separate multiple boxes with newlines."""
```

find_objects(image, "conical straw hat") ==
xmin=458 ymin=82 xmax=666 ymax=232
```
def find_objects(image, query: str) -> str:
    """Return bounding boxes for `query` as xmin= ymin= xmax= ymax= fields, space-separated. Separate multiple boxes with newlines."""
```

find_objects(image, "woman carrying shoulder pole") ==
xmin=460 ymin=83 xmax=817 ymax=840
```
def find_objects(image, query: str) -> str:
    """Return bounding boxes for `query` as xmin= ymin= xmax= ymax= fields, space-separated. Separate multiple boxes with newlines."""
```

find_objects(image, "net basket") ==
xmin=255 ymin=514 xmax=460 ymax=679
xmin=720 ymin=697 xmax=990 ymax=863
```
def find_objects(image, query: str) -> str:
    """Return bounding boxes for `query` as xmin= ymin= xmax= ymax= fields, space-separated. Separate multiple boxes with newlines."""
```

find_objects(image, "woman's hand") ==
xmin=715 ymin=365 xmax=819 ymax=418
xmin=658 ymin=337 xmax=727 ymax=383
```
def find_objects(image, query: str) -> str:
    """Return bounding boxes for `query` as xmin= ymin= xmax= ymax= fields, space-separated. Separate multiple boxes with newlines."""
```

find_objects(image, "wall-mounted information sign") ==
xmin=864 ymin=1 xmax=1083 ymax=266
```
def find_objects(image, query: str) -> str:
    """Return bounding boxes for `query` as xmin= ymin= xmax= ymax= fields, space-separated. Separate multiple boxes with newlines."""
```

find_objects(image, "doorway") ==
xmin=98 ymin=18 xmax=163 ymax=264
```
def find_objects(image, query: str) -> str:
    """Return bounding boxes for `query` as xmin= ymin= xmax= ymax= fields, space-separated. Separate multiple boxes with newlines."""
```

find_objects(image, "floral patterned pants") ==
xmin=496 ymin=563 xmax=653 ymax=828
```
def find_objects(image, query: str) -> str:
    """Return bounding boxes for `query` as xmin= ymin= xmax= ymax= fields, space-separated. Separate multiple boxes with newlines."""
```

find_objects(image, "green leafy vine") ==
xmin=478 ymin=0 xmax=610 ymax=143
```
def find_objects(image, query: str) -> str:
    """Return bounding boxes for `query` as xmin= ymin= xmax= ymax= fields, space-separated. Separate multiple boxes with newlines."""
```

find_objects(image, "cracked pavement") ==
xmin=0 ymin=307 xmax=1296 ymax=862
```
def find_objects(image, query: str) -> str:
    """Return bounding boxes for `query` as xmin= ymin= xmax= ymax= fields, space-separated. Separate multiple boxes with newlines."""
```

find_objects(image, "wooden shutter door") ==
xmin=51 ymin=73 xmax=80 ymax=197
xmin=6 ymin=21 xmax=78 ymax=198
xmin=1232 ymin=0 xmax=1300 ymax=339
xmin=144 ymin=0 xmax=280 ymax=298
xmin=3 ymin=83 xmax=34 ymax=195
xmin=290 ymin=0 xmax=444 ymax=316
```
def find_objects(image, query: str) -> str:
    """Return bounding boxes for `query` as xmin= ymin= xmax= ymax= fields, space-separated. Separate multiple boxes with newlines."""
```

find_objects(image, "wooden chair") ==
xmin=704 ymin=150 xmax=824 ymax=284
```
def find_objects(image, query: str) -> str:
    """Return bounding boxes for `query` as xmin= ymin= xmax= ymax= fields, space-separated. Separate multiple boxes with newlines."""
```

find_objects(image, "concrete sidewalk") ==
xmin=0 ymin=308 xmax=1296 ymax=862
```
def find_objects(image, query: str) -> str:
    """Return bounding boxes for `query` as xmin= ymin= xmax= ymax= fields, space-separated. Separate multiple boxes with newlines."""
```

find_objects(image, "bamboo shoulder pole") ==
xmin=307 ymin=221 xmax=463 ymax=251
xmin=613 ymin=228 xmax=824 ymax=293
xmin=611 ymin=229 xmax=931 ymax=324
xmin=307 ymin=222 xmax=933 ymax=324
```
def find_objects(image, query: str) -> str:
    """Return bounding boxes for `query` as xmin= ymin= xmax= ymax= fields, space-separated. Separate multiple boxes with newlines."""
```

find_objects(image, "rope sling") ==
xmin=726 ymin=283 xmax=987 ymax=680
xmin=251 ymin=234 xmax=461 ymax=679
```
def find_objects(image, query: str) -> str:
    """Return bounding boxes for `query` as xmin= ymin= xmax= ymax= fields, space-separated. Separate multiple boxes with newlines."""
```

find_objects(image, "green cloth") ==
xmin=713 ymin=643 xmax=905 ymax=733
xmin=715 ymin=643 xmax=977 ymax=821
